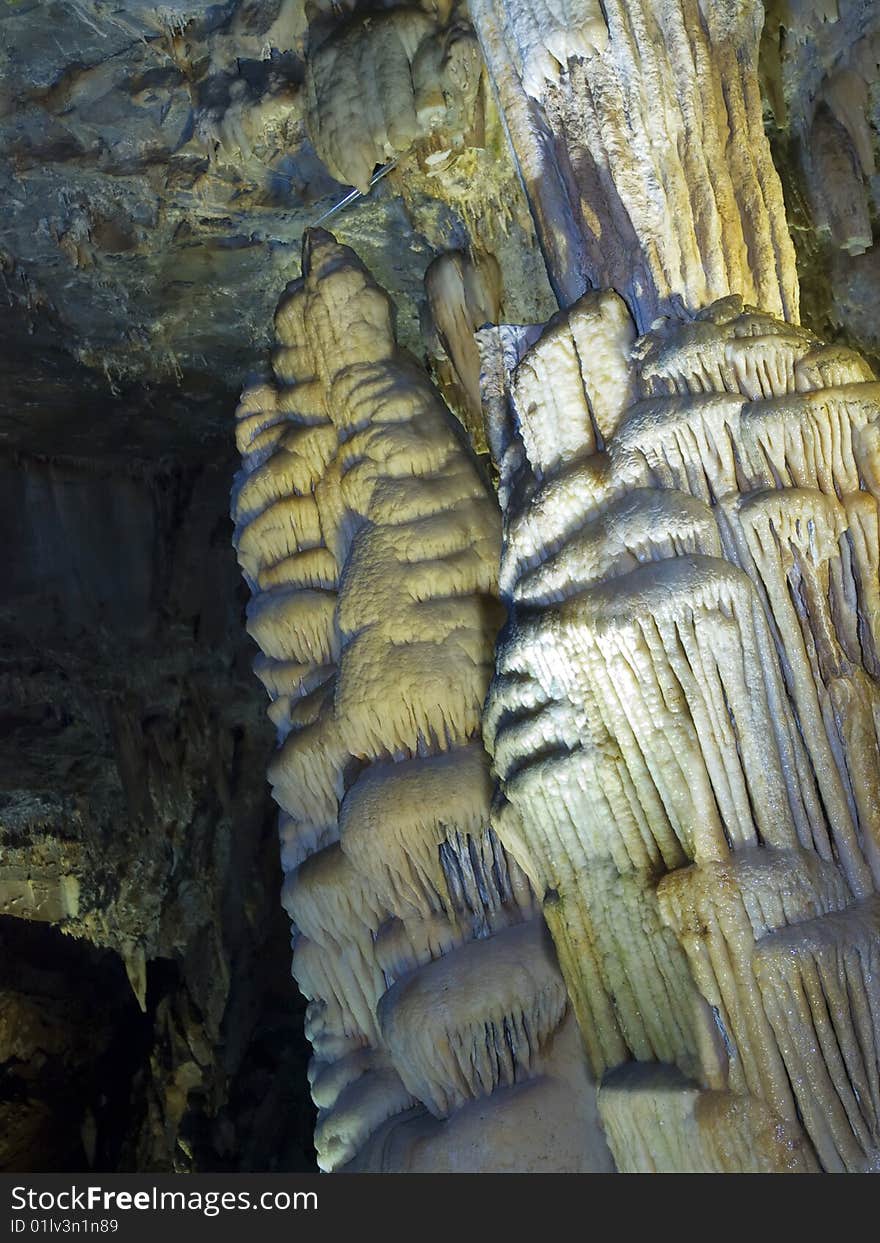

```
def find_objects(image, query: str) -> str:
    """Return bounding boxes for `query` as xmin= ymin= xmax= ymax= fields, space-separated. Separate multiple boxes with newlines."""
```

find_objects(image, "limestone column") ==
xmin=472 ymin=0 xmax=880 ymax=1172
xmin=468 ymin=0 xmax=799 ymax=325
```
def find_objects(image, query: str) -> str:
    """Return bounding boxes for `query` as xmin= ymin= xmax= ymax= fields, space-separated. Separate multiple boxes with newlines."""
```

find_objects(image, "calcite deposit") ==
xmin=468 ymin=0 xmax=800 ymax=322
xmin=232 ymin=228 xmax=611 ymax=1172
xmin=481 ymin=294 xmax=880 ymax=1172
xmin=233 ymin=0 xmax=880 ymax=1174
xmin=423 ymin=248 xmax=502 ymax=452
xmin=303 ymin=5 xmax=483 ymax=191
xmin=5 ymin=0 xmax=880 ymax=1178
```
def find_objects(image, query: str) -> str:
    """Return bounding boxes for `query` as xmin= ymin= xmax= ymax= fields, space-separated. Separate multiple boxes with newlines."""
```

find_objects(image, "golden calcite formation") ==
xmin=232 ymin=229 xmax=611 ymax=1172
xmin=304 ymin=5 xmax=483 ymax=192
xmin=480 ymin=293 xmax=880 ymax=1172
xmin=468 ymin=0 xmax=799 ymax=322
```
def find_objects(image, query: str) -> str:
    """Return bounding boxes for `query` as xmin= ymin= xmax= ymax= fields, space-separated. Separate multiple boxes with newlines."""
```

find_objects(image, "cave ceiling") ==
xmin=0 ymin=0 xmax=551 ymax=401
xmin=1 ymin=1 xmax=878 ymax=401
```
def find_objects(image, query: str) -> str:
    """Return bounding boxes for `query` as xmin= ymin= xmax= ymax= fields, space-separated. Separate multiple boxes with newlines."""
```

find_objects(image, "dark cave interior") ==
xmin=0 ymin=311 xmax=316 ymax=1171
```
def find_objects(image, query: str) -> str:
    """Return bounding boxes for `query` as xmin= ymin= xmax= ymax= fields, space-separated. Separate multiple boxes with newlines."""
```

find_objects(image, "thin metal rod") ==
xmin=311 ymin=159 xmax=399 ymax=227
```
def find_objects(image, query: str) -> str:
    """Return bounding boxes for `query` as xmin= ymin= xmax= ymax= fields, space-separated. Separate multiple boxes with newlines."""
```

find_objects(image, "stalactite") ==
xmin=423 ymin=249 xmax=502 ymax=454
xmin=303 ymin=6 xmax=483 ymax=192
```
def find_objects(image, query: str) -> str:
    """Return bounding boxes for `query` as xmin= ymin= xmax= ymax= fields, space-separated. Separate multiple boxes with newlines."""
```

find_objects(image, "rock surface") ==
xmin=0 ymin=336 xmax=315 ymax=1170
xmin=2 ymin=0 xmax=880 ymax=1174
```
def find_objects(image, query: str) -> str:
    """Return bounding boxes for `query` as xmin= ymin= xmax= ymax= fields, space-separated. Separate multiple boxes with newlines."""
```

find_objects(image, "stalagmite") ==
xmin=233 ymin=228 xmax=611 ymax=1172
xmin=482 ymin=293 xmax=880 ymax=1172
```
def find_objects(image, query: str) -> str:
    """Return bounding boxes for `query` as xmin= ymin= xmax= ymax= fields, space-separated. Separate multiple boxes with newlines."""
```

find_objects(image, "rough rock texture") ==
xmin=0 ymin=338 xmax=315 ymax=1171
xmin=0 ymin=0 xmax=553 ymax=392
xmin=232 ymin=228 xmax=611 ymax=1172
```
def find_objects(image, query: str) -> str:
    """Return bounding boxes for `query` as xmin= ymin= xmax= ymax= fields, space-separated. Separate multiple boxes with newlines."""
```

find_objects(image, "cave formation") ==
xmin=3 ymin=0 xmax=880 ymax=1174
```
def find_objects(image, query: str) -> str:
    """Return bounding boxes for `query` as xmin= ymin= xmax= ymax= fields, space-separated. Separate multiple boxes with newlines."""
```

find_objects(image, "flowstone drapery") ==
xmin=467 ymin=0 xmax=880 ymax=1175
xmin=481 ymin=294 xmax=880 ymax=1172
xmin=232 ymin=229 xmax=610 ymax=1173
xmin=468 ymin=0 xmax=799 ymax=322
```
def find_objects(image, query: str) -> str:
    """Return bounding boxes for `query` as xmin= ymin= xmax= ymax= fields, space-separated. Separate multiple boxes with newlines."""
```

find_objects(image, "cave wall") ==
xmin=0 ymin=344 xmax=315 ymax=1170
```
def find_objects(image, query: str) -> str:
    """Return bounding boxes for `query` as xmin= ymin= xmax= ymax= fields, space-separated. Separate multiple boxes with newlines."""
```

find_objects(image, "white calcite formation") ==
xmin=232 ymin=228 xmax=611 ymax=1172
xmin=483 ymin=0 xmax=608 ymax=98
xmin=480 ymin=291 xmax=880 ymax=1172
xmin=423 ymin=248 xmax=502 ymax=453
xmin=468 ymin=0 xmax=799 ymax=323
xmin=304 ymin=5 xmax=483 ymax=192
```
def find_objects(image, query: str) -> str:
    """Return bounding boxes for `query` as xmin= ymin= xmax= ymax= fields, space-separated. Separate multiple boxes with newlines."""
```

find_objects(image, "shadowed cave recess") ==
xmin=3 ymin=0 xmax=880 ymax=1174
